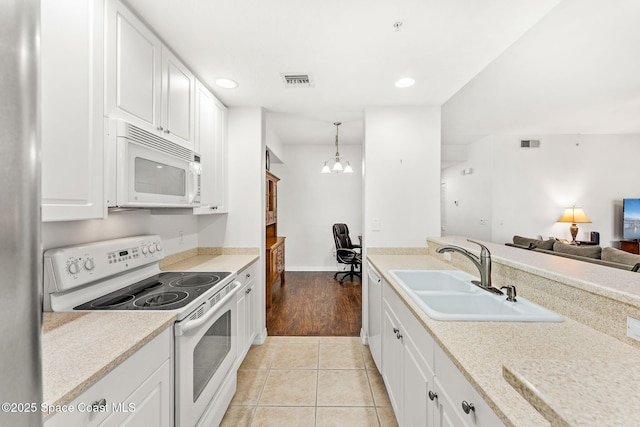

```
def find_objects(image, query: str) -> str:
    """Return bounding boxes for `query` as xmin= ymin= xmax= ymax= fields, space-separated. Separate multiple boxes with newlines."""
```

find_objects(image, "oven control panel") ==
xmin=44 ymin=235 xmax=164 ymax=293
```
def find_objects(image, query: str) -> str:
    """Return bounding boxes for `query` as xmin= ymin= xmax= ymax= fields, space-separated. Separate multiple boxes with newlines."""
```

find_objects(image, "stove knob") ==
xmin=141 ymin=246 xmax=149 ymax=255
xmin=67 ymin=261 xmax=80 ymax=275
xmin=149 ymin=245 xmax=156 ymax=254
xmin=84 ymin=258 xmax=95 ymax=271
xmin=155 ymin=243 xmax=163 ymax=252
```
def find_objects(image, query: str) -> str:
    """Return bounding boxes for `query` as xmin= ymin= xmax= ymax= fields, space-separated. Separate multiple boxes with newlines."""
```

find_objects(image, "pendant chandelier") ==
xmin=321 ymin=122 xmax=353 ymax=174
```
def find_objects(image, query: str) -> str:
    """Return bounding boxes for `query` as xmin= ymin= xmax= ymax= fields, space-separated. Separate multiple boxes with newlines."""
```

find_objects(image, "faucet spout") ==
xmin=436 ymin=239 xmax=500 ymax=294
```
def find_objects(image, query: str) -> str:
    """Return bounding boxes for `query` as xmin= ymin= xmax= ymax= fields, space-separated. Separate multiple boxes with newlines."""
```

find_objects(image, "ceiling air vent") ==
xmin=282 ymin=73 xmax=314 ymax=88
xmin=520 ymin=139 xmax=541 ymax=148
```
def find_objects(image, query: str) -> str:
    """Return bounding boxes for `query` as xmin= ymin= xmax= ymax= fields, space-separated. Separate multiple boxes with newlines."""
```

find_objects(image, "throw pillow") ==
xmin=552 ymin=242 xmax=602 ymax=259
xmin=601 ymin=247 xmax=640 ymax=267
xmin=513 ymin=235 xmax=555 ymax=251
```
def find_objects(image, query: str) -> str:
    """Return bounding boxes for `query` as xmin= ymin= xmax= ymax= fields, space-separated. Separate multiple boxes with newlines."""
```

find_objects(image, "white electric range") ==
xmin=44 ymin=235 xmax=240 ymax=427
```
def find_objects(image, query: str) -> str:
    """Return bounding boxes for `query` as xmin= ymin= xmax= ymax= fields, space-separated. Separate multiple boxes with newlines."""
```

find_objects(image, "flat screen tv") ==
xmin=623 ymin=198 xmax=640 ymax=239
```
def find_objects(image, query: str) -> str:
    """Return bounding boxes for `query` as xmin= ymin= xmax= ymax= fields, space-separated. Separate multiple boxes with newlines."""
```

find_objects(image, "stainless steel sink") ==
xmin=388 ymin=270 xmax=563 ymax=322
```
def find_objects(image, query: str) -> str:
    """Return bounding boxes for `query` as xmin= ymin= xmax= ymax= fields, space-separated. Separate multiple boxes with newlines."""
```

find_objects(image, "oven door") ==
xmin=174 ymin=283 xmax=238 ymax=427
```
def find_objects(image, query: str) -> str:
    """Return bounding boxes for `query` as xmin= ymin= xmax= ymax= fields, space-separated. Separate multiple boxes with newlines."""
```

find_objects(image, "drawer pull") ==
xmin=461 ymin=400 xmax=475 ymax=414
xmin=88 ymin=398 xmax=106 ymax=421
xmin=428 ymin=390 xmax=438 ymax=401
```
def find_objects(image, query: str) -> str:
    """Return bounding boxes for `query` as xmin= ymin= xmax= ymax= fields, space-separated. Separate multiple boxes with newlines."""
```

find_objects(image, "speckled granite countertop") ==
xmin=367 ymin=252 xmax=640 ymax=427
xmin=41 ymin=312 xmax=175 ymax=417
xmin=161 ymin=253 xmax=259 ymax=273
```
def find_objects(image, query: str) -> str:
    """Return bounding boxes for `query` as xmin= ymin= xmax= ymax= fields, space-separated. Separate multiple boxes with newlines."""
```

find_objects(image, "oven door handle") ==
xmin=175 ymin=280 xmax=240 ymax=336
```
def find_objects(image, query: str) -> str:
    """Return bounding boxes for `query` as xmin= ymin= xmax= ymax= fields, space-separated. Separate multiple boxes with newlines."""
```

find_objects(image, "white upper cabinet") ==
xmin=193 ymin=82 xmax=228 ymax=215
xmin=106 ymin=0 xmax=161 ymax=130
xmin=41 ymin=0 xmax=106 ymax=222
xmin=106 ymin=0 xmax=195 ymax=149
xmin=162 ymin=47 xmax=195 ymax=145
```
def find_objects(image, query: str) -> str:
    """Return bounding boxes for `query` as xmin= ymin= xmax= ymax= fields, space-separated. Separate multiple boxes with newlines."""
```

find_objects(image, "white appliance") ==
xmin=367 ymin=261 xmax=382 ymax=372
xmin=107 ymin=119 xmax=201 ymax=208
xmin=44 ymin=235 xmax=239 ymax=427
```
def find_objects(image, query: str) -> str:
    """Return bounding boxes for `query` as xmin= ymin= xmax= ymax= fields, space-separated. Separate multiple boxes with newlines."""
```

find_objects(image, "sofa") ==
xmin=506 ymin=235 xmax=640 ymax=272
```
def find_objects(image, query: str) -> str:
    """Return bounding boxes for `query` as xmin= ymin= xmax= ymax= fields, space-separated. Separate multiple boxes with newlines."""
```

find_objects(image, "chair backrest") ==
xmin=333 ymin=223 xmax=353 ymax=250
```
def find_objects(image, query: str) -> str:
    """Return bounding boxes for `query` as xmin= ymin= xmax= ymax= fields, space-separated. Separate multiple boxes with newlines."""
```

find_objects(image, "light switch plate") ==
xmin=627 ymin=317 xmax=640 ymax=342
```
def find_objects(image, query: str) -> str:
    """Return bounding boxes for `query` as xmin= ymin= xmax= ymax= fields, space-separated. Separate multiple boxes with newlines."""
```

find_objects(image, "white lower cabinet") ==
xmin=45 ymin=328 xmax=173 ymax=427
xmin=236 ymin=260 xmax=259 ymax=366
xmin=381 ymin=280 xmax=504 ymax=427
xmin=382 ymin=279 xmax=436 ymax=427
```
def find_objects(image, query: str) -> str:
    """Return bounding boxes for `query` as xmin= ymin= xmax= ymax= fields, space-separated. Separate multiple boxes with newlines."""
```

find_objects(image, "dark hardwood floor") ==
xmin=266 ymin=271 xmax=362 ymax=336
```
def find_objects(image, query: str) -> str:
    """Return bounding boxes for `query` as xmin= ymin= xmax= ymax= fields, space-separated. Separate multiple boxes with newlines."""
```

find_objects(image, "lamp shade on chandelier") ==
xmin=321 ymin=122 xmax=353 ymax=174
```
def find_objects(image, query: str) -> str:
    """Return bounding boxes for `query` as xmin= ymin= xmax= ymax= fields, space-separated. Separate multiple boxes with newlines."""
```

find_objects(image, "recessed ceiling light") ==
xmin=215 ymin=78 xmax=238 ymax=89
xmin=395 ymin=77 xmax=415 ymax=88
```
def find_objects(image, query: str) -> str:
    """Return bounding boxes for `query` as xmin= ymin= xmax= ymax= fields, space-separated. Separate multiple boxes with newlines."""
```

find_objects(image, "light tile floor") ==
xmin=220 ymin=336 xmax=399 ymax=427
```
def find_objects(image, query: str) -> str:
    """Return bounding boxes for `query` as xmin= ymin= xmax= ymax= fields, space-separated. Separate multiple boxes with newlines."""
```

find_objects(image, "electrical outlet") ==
xmin=627 ymin=317 xmax=640 ymax=342
xmin=179 ymin=231 xmax=184 ymax=244
xmin=480 ymin=218 xmax=486 ymax=225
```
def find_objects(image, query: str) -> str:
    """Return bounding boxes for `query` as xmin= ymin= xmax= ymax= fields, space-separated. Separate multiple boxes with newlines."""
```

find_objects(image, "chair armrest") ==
xmin=337 ymin=248 xmax=361 ymax=264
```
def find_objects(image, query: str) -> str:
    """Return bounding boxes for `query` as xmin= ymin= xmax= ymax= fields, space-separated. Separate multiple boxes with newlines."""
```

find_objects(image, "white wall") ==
xmin=442 ymin=134 xmax=640 ymax=247
xmin=364 ymin=107 xmax=442 ymax=247
xmin=199 ymin=107 xmax=265 ymax=248
xmin=42 ymin=210 xmax=199 ymax=253
xmin=270 ymin=144 xmax=362 ymax=270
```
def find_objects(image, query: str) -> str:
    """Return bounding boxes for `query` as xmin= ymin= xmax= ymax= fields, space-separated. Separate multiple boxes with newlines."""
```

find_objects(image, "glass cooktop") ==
xmin=74 ymin=271 xmax=231 ymax=311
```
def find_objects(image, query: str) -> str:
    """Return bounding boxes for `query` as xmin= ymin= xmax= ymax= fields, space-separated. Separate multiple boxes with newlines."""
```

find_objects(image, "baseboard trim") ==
xmin=285 ymin=266 xmax=347 ymax=272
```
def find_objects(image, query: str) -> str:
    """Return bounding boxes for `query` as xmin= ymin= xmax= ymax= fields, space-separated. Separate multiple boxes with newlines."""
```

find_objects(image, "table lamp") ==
xmin=557 ymin=206 xmax=591 ymax=243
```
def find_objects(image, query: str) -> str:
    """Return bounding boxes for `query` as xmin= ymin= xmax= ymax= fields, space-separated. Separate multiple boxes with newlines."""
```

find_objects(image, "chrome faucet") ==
xmin=436 ymin=239 xmax=503 ymax=295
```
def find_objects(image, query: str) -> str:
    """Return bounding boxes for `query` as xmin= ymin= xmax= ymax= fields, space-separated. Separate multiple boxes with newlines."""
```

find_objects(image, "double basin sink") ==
xmin=389 ymin=270 xmax=563 ymax=322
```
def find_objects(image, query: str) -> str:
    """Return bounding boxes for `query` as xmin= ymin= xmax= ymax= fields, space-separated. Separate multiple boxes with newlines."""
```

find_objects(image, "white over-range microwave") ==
xmin=107 ymin=119 xmax=201 ymax=208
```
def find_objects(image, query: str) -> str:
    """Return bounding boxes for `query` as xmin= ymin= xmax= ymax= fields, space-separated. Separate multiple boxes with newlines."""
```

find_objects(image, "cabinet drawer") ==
xmin=45 ymin=328 xmax=172 ymax=427
xmin=434 ymin=344 xmax=504 ymax=427
xmin=238 ymin=260 xmax=259 ymax=287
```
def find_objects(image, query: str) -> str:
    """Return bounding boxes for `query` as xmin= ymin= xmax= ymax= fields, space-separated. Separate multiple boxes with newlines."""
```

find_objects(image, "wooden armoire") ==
xmin=265 ymin=171 xmax=285 ymax=309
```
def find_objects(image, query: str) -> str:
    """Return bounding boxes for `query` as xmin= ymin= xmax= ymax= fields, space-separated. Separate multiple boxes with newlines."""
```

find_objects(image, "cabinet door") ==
xmin=381 ymin=301 xmax=404 ymax=424
xmin=434 ymin=376 xmax=469 ymax=427
xmin=403 ymin=332 xmax=435 ymax=427
xmin=193 ymin=81 xmax=216 ymax=213
xmin=211 ymin=102 xmax=228 ymax=212
xmin=41 ymin=0 xmax=106 ymax=221
xmin=107 ymin=359 xmax=172 ymax=427
xmin=161 ymin=47 xmax=195 ymax=147
xmin=236 ymin=284 xmax=247 ymax=362
xmin=106 ymin=0 xmax=162 ymax=129
xmin=245 ymin=279 xmax=257 ymax=346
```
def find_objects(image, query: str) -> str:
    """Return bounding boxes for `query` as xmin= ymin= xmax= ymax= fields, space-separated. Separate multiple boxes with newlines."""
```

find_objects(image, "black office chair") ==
xmin=332 ymin=223 xmax=362 ymax=284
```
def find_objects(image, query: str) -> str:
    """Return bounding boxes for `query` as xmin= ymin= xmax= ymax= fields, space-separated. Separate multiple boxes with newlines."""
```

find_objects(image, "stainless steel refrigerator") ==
xmin=0 ymin=0 xmax=43 ymax=426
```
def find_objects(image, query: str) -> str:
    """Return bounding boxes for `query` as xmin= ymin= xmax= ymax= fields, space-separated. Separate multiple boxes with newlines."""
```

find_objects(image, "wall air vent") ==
xmin=520 ymin=139 xmax=541 ymax=148
xmin=282 ymin=73 xmax=314 ymax=88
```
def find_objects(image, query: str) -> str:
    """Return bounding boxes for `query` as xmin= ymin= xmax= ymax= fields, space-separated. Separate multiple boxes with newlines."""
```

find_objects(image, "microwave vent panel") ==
xmin=124 ymin=123 xmax=194 ymax=161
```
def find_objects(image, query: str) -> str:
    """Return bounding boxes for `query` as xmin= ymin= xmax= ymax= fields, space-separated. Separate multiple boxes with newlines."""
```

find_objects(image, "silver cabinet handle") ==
xmin=163 ymin=129 xmax=170 ymax=134
xmin=157 ymin=126 xmax=163 ymax=131
xmin=462 ymin=400 xmax=475 ymax=414
xmin=428 ymin=390 xmax=437 ymax=401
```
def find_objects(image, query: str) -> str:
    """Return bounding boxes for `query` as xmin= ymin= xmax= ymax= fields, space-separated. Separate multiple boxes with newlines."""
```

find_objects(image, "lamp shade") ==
xmin=557 ymin=207 xmax=591 ymax=223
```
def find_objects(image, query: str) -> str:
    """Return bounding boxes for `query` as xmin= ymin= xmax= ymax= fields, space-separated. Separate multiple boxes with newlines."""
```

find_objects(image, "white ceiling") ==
xmin=442 ymin=0 xmax=640 ymax=146
xmin=124 ymin=0 xmax=640 ymax=153
xmin=123 ymin=0 xmax=562 ymax=145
